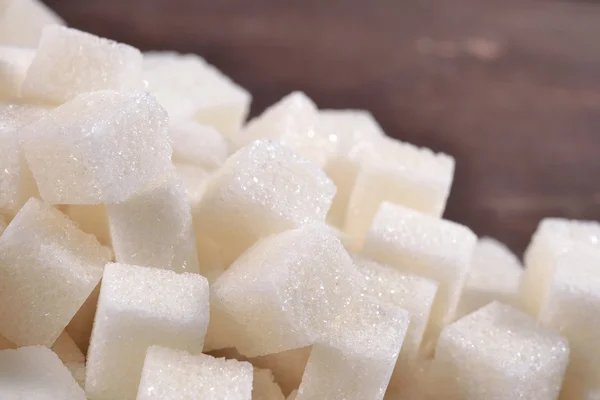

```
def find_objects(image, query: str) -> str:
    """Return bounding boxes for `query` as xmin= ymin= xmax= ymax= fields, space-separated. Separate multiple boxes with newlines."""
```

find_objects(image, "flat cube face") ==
xmin=430 ymin=302 xmax=569 ymax=400
xmin=171 ymin=120 xmax=228 ymax=170
xmin=0 ymin=0 xmax=65 ymax=47
xmin=137 ymin=346 xmax=253 ymax=400
xmin=22 ymin=26 xmax=143 ymax=104
xmin=0 ymin=346 xmax=85 ymax=400
xmin=253 ymin=368 xmax=285 ymax=400
xmin=212 ymin=225 xmax=360 ymax=357
xmin=0 ymin=199 xmax=110 ymax=346
xmin=20 ymin=90 xmax=172 ymax=204
xmin=0 ymin=46 xmax=34 ymax=99
xmin=196 ymin=140 xmax=336 ymax=265
xmin=86 ymin=263 xmax=209 ymax=400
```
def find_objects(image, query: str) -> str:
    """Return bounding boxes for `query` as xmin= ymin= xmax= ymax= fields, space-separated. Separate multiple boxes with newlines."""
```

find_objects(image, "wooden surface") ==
xmin=44 ymin=0 xmax=600 ymax=255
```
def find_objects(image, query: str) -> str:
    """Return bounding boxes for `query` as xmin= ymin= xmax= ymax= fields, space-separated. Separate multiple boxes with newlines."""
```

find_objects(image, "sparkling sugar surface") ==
xmin=22 ymin=25 xmax=143 ymax=104
xmin=252 ymin=368 xmax=285 ymax=400
xmin=0 ymin=0 xmax=65 ymax=47
xmin=0 ymin=46 xmax=34 ymax=99
xmin=20 ymin=90 xmax=172 ymax=204
xmin=195 ymin=139 xmax=336 ymax=265
xmin=136 ymin=346 xmax=253 ymax=400
xmin=520 ymin=217 xmax=600 ymax=317
xmin=107 ymin=173 xmax=201 ymax=274
xmin=429 ymin=302 xmax=569 ymax=400
xmin=86 ymin=263 xmax=210 ymax=400
xmin=212 ymin=224 xmax=361 ymax=357
xmin=0 ymin=345 xmax=85 ymax=399
xmin=0 ymin=198 xmax=111 ymax=346
xmin=171 ymin=120 xmax=229 ymax=170
xmin=362 ymin=202 xmax=476 ymax=345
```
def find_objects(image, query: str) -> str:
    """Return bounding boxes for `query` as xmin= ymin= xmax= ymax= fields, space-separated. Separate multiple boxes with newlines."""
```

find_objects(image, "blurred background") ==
xmin=43 ymin=0 xmax=600 ymax=255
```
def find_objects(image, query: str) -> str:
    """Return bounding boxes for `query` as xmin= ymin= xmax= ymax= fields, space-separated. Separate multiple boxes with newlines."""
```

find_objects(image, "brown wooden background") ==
xmin=44 ymin=0 xmax=600 ymax=256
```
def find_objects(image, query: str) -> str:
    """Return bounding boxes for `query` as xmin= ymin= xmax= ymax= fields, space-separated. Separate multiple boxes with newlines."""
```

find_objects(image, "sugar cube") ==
xmin=362 ymin=202 xmax=476 ymax=345
xmin=196 ymin=140 xmax=336 ymax=265
xmin=64 ymin=204 xmax=112 ymax=246
xmin=296 ymin=299 xmax=410 ymax=400
xmin=253 ymin=368 xmax=285 ymax=400
xmin=212 ymin=224 xmax=361 ymax=357
xmin=136 ymin=345 xmax=253 ymax=400
xmin=144 ymin=52 xmax=251 ymax=137
xmin=175 ymin=163 xmax=212 ymax=209
xmin=0 ymin=46 xmax=34 ymax=99
xmin=520 ymin=218 xmax=600 ymax=317
xmin=107 ymin=173 xmax=200 ymax=274
xmin=52 ymin=331 xmax=86 ymax=387
xmin=0 ymin=346 xmax=85 ymax=399
xmin=22 ymin=26 xmax=143 ymax=104
xmin=66 ymin=283 xmax=100 ymax=354
xmin=0 ymin=0 xmax=64 ymax=47
xmin=456 ymin=237 xmax=523 ymax=318
xmin=251 ymin=347 xmax=312 ymax=396
xmin=345 ymin=136 xmax=454 ymax=247
xmin=20 ymin=90 xmax=172 ymax=204
xmin=86 ymin=263 xmax=210 ymax=400
xmin=0 ymin=198 xmax=111 ymax=346
xmin=171 ymin=120 xmax=229 ymax=170
xmin=428 ymin=302 xmax=569 ymax=400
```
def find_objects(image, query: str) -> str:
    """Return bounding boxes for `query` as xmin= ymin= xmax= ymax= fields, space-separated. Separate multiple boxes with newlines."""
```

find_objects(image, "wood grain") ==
xmin=44 ymin=0 xmax=600 ymax=255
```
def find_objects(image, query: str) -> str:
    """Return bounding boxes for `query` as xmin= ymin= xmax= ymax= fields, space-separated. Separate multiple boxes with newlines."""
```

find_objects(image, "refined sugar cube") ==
xmin=253 ymin=368 xmax=285 ymax=400
xmin=52 ymin=331 xmax=86 ymax=387
xmin=0 ymin=346 xmax=85 ymax=399
xmin=457 ymin=237 xmax=523 ymax=318
xmin=22 ymin=25 xmax=143 ymax=104
xmin=136 ymin=345 xmax=253 ymax=400
xmin=107 ymin=173 xmax=201 ymax=274
xmin=0 ymin=0 xmax=64 ymax=47
xmin=296 ymin=299 xmax=410 ymax=400
xmin=175 ymin=163 xmax=212 ymax=209
xmin=251 ymin=347 xmax=312 ymax=396
xmin=428 ymin=302 xmax=569 ymax=400
xmin=212 ymin=224 xmax=361 ymax=357
xmin=362 ymin=202 xmax=476 ymax=346
xmin=20 ymin=90 xmax=172 ymax=204
xmin=0 ymin=46 xmax=34 ymax=99
xmin=196 ymin=139 xmax=336 ymax=265
xmin=66 ymin=283 xmax=100 ymax=354
xmin=520 ymin=218 xmax=600 ymax=317
xmin=64 ymin=204 xmax=112 ymax=246
xmin=86 ymin=263 xmax=210 ymax=400
xmin=0 ymin=198 xmax=111 ymax=346
xmin=144 ymin=52 xmax=251 ymax=137
xmin=171 ymin=120 xmax=229 ymax=170
xmin=345 ymin=136 xmax=454 ymax=247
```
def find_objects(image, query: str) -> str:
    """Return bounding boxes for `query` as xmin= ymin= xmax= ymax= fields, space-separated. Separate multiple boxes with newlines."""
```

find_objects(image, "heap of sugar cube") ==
xmin=0 ymin=1 xmax=599 ymax=399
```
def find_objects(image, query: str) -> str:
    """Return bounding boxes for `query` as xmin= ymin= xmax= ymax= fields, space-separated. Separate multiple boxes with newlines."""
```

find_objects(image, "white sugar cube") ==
xmin=457 ymin=237 xmax=523 ymax=318
xmin=345 ymin=137 xmax=454 ymax=247
xmin=429 ymin=302 xmax=569 ymax=400
xmin=136 ymin=346 xmax=253 ymax=400
xmin=175 ymin=163 xmax=212 ymax=209
xmin=0 ymin=46 xmax=34 ymax=99
xmin=251 ymin=347 xmax=312 ymax=396
xmin=253 ymin=368 xmax=285 ymax=400
xmin=212 ymin=224 xmax=361 ymax=357
xmin=171 ymin=120 xmax=229 ymax=170
xmin=0 ymin=0 xmax=64 ymax=47
xmin=0 ymin=198 xmax=111 ymax=346
xmin=64 ymin=204 xmax=111 ymax=246
xmin=52 ymin=331 xmax=86 ymax=387
xmin=20 ymin=90 xmax=172 ymax=204
xmin=196 ymin=140 xmax=336 ymax=265
xmin=66 ymin=283 xmax=100 ymax=354
xmin=0 ymin=346 xmax=85 ymax=399
xmin=22 ymin=26 xmax=143 ymax=104
xmin=107 ymin=173 xmax=200 ymax=274
xmin=362 ymin=202 xmax=476 ymax=346
xmin=296 ymin=299 xmax=410 ymax=400
xmin=144 ymin=52 xmax=251 ymax=137
xmin=86 ymin=263 xmax=209 ymax=400
xmin=520 ymin=218 xmax=600 ymax=317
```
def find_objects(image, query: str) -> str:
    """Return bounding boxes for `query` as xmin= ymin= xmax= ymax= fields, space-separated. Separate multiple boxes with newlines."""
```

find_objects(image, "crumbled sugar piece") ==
xmin=22 ymin=25 xmax=143 ymax=104
xmin=428 ymin=302 xmax=569 ymax=400
xmin=175 ymin=163 xmax=212 ymax=210
xmin=345 ymin=136 xmax=454 ymax=247
xmin=0 ymin=346 xmax=86 ymax=399
xmin=457 ymin=237 xmax=523 ymax=318
xmin=0 ymin=0 xmax=64 ymax=47
xmin=251 ymin=347 xmax=312 ymax=396
xmin=0 ymin=198 xmax=111 ymax=346
xmin=20 ymin=90 xmax=172 ymax=204
xmin=212 ymin=224 xmax=361 ymax=357
xmin=143 ymin=51 xmax=251 ymax=137
xmin=64 ymin=204 xmax=112 ymax=246
xmin=107 ymin=173 xmax=200 ymax=274
xmin=171 ymin=120 xmax=229 ymax=170
xmin=195 ymin=139 xmax=336 ymax=265
xmin=86 ymin=263 xmax=210 ymax=400
xmin=520 ymin=218 xmax=600 ymax=317
xmin=296 ymin=299 xmax=410 ymax=400
xmin=362 ymin=202 xmax=477 ymax=346
xmin=0 ymin=46 xmax=34 ymax=99
xmin=66 ymin=283 xmax=100 ymax=354
xmin=136 ymin=346 xmax=253 ymax=400
xmin=253 ymin=368 xmax=285 ymax=400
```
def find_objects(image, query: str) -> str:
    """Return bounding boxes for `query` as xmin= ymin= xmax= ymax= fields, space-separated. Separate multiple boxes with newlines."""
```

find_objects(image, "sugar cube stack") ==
xmin=0 ymin=0 xmax=64 ymax=47
xmin=253 ymin=368 xmax=286 ymax=400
